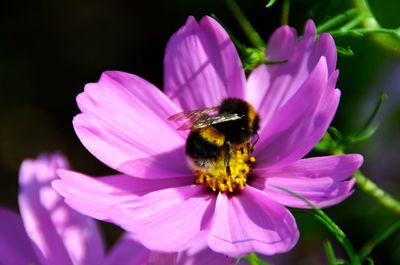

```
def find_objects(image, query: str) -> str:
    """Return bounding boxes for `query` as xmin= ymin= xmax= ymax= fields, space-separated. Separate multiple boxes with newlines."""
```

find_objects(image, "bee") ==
xmin=168 ymin=98 xmax=260 ymax=175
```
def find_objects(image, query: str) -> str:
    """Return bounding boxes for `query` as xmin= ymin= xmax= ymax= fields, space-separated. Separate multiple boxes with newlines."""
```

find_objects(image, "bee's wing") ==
xmin=168 ymin=107 xmax=219 ymax=130
xmin=191 ymin=114 xmax=243 ymax=129
xmin=168 ymin=107 xmax=218 ymax=121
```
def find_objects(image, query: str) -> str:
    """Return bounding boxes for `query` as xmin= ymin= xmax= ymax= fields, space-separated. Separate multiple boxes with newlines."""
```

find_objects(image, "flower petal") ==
xmin=0 ymin=208 xmax=39 ymax=265
xmin=146 ymin=253 xmax=179 ymax=265
xmin=104 ymin=233 xmax=150 ymax=265
xmin=75 ymin=71 xmax=190 ymax=178
xmin=247 ymin=20 xmax=337 ymax=150
xmin=208 ymin=186 xmax=299 ymax=256
xmin=252 ymin=154 xmax=363 ymax=208
xmin=254 ymin=57 xmax=340 ymax=168
xmin=108 ymin=186 xmax=216 ymax=252
xmin=164 ymin=16 xmax=246 ymax=110
xmin=176 ymin=241 xmax=235 ymax=265
xmin=267 ymin=20 xmax=336 ymax=72
xmin=53 ymin=169 xmax=193 ymax=221
xmin=18 ymin=153 xmax=105 ymax=265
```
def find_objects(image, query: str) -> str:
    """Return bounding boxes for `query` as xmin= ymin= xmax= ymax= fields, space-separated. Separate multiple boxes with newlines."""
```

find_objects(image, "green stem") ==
xmin=359 ymin=220 xmax=400 ymax=261
xmin=352 ymin=0 xmax=400 ymax=54
xmin=274 ymin=185 xmax=361 ymax=265
xmin=281 ymin=0 xmax=290 ymax=25
xmin=356 ymin=91 xmax=387 ymax=135
xmin=324 ymin=240 xmax=338 ymax=265
xmin=246 ymin=253 xmax=271 ymax=265
xmin=224 ymin=0 xmax=265 ymax=48
xmin=330 ymin=28 xmax=400 ymax=38
xmin=354 ymin=171 xmax=400 ymax=215
xmin=316 ymin=8 xmax=358 ymax=34
xmin=339 ymin=13 xmax=365 ymax=31
xmin=353 ymin=0 xmax=378 ymax=28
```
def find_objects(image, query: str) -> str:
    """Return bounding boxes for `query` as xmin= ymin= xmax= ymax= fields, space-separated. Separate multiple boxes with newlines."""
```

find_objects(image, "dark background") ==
xmin=1 ymin=0 xmax=399 ymax=264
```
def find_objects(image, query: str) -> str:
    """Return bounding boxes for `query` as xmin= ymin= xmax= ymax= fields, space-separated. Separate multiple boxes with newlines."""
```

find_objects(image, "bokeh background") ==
xmin=0 ymin=0 xmax=399 ymax=264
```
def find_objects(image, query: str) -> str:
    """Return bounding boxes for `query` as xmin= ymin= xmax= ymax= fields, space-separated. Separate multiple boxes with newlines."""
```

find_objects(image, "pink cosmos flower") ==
xmin=0 ymin=153 xmax=233 ymax=265
xmin=53 ymin=16 xmax=363 ymax=257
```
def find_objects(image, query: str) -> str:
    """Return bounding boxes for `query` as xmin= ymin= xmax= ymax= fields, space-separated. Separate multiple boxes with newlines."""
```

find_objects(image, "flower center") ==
xmin=194 ymin=143 xmax=255 ymax=193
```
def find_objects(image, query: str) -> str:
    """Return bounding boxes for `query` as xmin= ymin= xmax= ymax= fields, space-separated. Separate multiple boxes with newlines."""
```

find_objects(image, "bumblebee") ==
xmin=169 ymin=98 xmax=260 ymax=175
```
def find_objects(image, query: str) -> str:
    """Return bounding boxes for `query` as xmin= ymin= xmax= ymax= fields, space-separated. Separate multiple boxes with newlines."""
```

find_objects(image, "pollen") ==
xmin=194 ymin=144 xmax=255 ymax=193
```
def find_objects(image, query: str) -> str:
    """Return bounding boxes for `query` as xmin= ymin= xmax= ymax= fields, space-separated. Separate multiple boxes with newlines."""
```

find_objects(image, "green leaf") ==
xmin=358 ymin=91 xmax=388 ymax=134
xmin=347 ymin=124 xmax=379 ymax=145
xmin=266 ymin=0 xmax=278 ymax=8
xmin=324 ymin=240 xmax=338 ymax=265
xmin=359 ymin=220 xmax=400 ymax=262
xmin=337 ymin=46 xmax=355 ymax=56
xmin=314 ymin=131 xmax=337 ymax=153
xmin=366 ymin=258 xmax=375 ymax=265
xmin=241 ymin=47 xmax=287 ymax=71
xmin=328 ymin=127 xmax=343 ymax=141
xmin=244 ymin=253 xmax=271 ymax=265
xmin=343 ymin=91 xmax=388 ymax=147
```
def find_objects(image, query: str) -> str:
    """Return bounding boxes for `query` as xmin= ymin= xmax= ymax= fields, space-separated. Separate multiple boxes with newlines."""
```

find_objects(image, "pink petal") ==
xmin=53 ymin=169 xmax=192 ymax=221
xmin=246 ymin=64 xmax=271 ymax=116
xmin=246 ymin=20 xmax=337 ymax=141
xmin=104 ymin=233 xmax=150 ymax=265
xmin=18 ymin=154 xmax=105 ymax=265
xmin=252 ymin=154 xmax=363 ymax=208
xmin=108 ymin=186 xmax=216 ymax=252
xmin=176 ymin=241 xmax=235 ymax=265
xmin=75 ymin=71 xmax=190 ymax=178
xmin=254 ymin=57 xmax=340 ymax=168
xmin=0 ymin=208 xmax=39 ymax=265
xmin=164 ymin=16 xmax=246 ymax=110
xmin=267 ymin=20 xmax=336 ymax=72
xmin=146 ymin=253 xmax=179 ymax=265
xmin=208 ymin=186 xmax=299 ymax=256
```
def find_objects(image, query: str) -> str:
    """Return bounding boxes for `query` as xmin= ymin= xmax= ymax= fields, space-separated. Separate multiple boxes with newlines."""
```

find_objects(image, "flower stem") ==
xmin=316 ymin=8 xmax=358 ymax=34
xmin=356 ymin=91 xmax=387 ymax=136
xmin=280 ymin=0 xmax=290 ymax=25
xmin=352 ymin=0 xmax=400 ymax=54
xmin=339 ymin=13 xmax=365 ymax=31
xmin=246 ymin=253 xmax=271 ymax=265
xmin=274 ymin=185 xmax=361 ymax=265
xmin=330 ymin=27 xmax=400 ymax=38
xmin=359 ymin=220 xmax=400 ymax=262
xmin=324 ymin=240 xmax=338 ymax=265
xmin=224 ymin=0 xmax=265 ymax=48
xmin=354 ymin=171 xmax=400 ymax=215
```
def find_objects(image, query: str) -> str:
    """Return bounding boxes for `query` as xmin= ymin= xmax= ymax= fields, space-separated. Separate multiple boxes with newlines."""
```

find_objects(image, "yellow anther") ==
xmin=193 ymin=143 xmax=255 ymax=193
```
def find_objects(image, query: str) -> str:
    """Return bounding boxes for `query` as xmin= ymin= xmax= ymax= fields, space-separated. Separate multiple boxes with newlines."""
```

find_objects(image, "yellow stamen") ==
xmin=194 ymin=144 xmax=255 ymax=193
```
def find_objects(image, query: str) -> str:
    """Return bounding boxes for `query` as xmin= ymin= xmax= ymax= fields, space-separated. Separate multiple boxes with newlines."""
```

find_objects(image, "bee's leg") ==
xmin=250 ymin=132 xmax=259 ymax=151
xmin=224 ymin=141 xmax=232 ymax=176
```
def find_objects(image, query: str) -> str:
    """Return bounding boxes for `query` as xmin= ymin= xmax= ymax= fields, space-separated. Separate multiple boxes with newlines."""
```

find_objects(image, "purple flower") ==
xmin=53 ymin=17 xmax=363 ymax=257
xmin=0 ymin=153 xmax=232 ymax=265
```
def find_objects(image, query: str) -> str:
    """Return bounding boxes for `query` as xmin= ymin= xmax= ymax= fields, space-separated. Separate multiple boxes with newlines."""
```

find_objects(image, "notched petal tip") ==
xmin=254 ymin=154 xmax=364 ymax=209
xmin=19 ymin=152 xmax=69 ymax=185
xmin=185 ymin=15 xmax=198 ymax=26
xmin=304 ymin=19 xmax=317 ymax=37
xmin=208 ymin=189 xmax=299 ymax=257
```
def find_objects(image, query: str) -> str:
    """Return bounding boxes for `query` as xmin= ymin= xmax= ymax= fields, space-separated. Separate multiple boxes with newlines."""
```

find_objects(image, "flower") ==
xmin=52 ymin=16 xmax=363 ymax=257
xmin=0 ymin=153 xmax=233 ymax=265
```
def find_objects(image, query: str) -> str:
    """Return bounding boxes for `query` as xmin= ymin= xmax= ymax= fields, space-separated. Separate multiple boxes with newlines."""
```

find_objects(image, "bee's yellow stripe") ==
xmin=247 ymin=104 xmax=257 ymax=128
xmin=199 ymin=127 xmax=225 ymax=147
